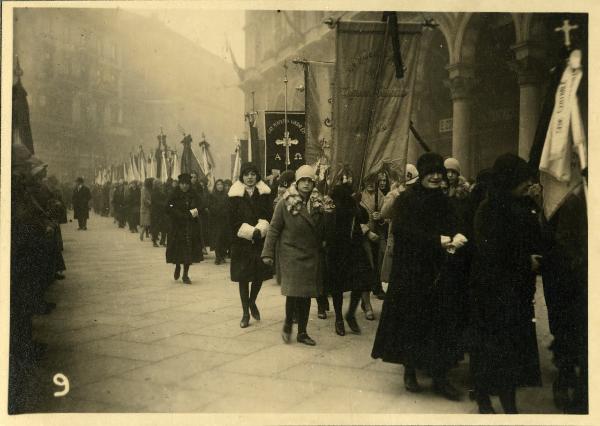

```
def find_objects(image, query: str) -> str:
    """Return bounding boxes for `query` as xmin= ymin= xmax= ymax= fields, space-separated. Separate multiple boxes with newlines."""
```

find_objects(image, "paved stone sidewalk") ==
xmin=21 ymin=214 xmax=560 ymax=414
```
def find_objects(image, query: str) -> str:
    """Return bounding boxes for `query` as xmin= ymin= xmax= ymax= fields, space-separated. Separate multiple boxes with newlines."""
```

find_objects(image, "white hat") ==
xmin=444 ymin=157 xmax=461 ymax=175
xmin=405 ymin=164 xmax=419 ymax=184
xmin=295 ymin=165 xmax=316 ymax=183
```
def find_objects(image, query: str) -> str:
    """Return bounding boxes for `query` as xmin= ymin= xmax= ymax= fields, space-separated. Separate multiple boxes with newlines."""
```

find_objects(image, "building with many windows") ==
xmin=13 ymin=8 xmax=244 ymax=182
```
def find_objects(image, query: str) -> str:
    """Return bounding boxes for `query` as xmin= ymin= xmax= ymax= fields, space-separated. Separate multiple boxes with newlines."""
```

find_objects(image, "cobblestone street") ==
xmin=22 ymin=213 xmax=560 ymax=414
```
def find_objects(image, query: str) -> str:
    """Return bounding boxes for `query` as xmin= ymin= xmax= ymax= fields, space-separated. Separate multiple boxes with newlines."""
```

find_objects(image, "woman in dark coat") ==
xmin=209 ymin=179 xmax=231 ymax=264
xmin=469 ymin=153 xmax=543 ymax=414
xmin=228 ymin=162 xmax=273 ymax=328
xmin=325 ymin=171 xmax=376 ymax=337
xmin=371 ymin=152 xmax=465 ymax=401
xmin=262 ymin=165 xmax=328 ymax=346
xmin=165 ymin=173 xmax=204 ymax=284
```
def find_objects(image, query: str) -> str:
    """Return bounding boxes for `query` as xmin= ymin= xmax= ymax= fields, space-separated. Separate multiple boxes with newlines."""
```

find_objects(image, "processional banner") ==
xmin=264 ymin=111 xmax=306 ymax=174
xmin=332 ymin=20 xmax=422 ymax=182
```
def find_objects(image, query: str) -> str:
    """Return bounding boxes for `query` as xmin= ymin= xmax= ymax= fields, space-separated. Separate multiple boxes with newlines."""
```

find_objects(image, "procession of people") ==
xmin=62 ymin=137 xmax=584 ymax=416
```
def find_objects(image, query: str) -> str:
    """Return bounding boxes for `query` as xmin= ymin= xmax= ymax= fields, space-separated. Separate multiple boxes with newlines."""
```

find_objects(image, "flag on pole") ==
xmin=534 ymin=49 xmax=587 ymax=219
xmin=332 ymin=19 xmax=423 ymax=184
xmin=172 ymin=150 xmax=181 ymax=179
xmin=138 ymin=148 xmax=147 ymax=180
xmin=232 ymin=138 xmax=242 ymax=182
xmin=160 ymin=150 xmax=169 ymax=183
xmin=12 ymin=58 xmax=35 ymax=155
xmin=180 ymin=134 xmax=203 ymax=176
xmin=199 ymin=136 xmax=216 ymax=192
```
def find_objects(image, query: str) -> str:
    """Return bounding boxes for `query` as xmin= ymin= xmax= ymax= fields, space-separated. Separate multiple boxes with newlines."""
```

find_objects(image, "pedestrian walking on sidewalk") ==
xmin=165 ymin=173 xmax=204 ymax=284
xmin=228 ymin=162 xmax=273 ymax=329
xmin=262 ymin=165 xmax=329 ymax=346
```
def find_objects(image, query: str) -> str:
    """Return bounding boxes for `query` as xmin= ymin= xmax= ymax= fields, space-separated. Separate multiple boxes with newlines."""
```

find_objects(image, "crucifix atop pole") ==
xmin=555 ymin=19 xmax=579 ymax=48
xmin=279 ymin=61 xmax=294 ymax=170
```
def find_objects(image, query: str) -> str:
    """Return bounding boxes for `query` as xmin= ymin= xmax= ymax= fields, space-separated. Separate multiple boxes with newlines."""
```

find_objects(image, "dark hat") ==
xmin=491 ymin=153 xmax=533 ymax=191
xmin=178 ymin=173 xmax=192 ymax=184
xmin=239 ymin=162 xmax=261 ymax=182
xmin=76 ymin=176 xmax=84 ymax=183
xmin=278 ymin=170 xmax=296 ymax=188
xmin=417 ymin=152 xmax=446 ymax=179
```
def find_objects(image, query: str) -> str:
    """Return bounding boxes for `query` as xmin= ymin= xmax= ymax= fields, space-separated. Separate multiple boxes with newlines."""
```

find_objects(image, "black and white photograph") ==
xmin=2 ymin=0 xmax=594 ymax=423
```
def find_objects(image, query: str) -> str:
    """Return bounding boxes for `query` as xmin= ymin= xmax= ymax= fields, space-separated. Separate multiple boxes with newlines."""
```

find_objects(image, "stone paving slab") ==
xmin=75 ymin=337 xmax=191 ymax=362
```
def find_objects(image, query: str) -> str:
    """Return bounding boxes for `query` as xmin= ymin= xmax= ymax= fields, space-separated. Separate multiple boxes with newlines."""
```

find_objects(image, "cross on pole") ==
xmin=555 ymin=19 xmax=579 ymax=48
xmin=276 ymin=132 xmax=298 ymax=166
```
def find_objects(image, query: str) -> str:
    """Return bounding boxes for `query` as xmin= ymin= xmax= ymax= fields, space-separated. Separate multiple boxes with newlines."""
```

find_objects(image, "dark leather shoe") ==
xmin=182 ymin=275 xmax=192 ymax=285
xmin=174 ymin=266 xmax=181 ymax=280
xmin=335 ymin=320 xmax=346 ymax=336
xmin=345 ymin=315 xmax=361 ymax=334
xmin=240 ymin=315 xmax=250 ymax=328
xmin=281 ymin=323 xmax=292 ymax=343
xmin=249 ymin=302 xmax=261 ymax=321
xmin=404 ymin=370 xmax=422 ymax=393
xmin=433 ymin=379 xmax=462 ymax=401
xmin=297 ymin=333 xmax=316 ymax=346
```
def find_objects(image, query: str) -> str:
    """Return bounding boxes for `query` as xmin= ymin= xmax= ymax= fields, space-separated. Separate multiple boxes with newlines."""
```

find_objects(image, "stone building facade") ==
xmin=13 ymin=8 xmax=244 ymax=182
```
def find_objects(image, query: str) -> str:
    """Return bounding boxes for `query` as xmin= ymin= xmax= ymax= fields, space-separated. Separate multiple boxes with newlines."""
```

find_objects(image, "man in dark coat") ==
xmin=72 ymin=177 xmax=91 ymax=230
xmin=371 ymin=152 xmax=464 ymax=401
xmin=469 ymin=153 xmax=543 ymax=414
xmin=150 ymin=180 xmax=167 ymax=247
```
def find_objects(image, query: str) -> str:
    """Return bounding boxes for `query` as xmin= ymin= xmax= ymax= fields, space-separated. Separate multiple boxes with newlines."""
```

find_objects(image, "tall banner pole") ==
xmin=283 ymin=62 xmax=290 ymax=171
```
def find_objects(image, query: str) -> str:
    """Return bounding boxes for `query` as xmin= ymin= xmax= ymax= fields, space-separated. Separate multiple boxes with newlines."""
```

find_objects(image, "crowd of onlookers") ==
xmin=10 ymin=144 xmax=69 ymax=413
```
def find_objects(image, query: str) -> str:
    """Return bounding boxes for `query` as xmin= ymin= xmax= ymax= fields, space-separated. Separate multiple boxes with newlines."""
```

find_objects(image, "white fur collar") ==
xmin=228 ymin=180 xmax=271 ymax=198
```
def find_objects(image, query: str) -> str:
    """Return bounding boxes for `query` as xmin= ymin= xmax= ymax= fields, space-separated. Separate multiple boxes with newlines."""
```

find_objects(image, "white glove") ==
xmin=237 ymin=223 xmax=256 ymax=241
xmin=451 ymin=233 xmax=468 ymax=249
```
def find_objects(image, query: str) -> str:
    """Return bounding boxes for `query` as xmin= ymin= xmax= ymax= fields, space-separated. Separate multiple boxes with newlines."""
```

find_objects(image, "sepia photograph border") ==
xmin=1 ymin=0 xmax=598 ymax=425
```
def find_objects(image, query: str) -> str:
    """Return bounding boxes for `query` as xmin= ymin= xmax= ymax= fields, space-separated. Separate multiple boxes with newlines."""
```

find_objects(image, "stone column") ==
xmin=511 ymin=42 xmax=545 ymax=161
xmin=446 ymin=63 xmax=476 ymax=179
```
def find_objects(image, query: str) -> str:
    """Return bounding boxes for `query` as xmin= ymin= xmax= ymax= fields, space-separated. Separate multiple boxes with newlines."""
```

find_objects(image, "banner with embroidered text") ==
xmin=264 ymin=111 xmax=306 ymax=174
xmin=332 ymin=20 xmax=422 ymax=182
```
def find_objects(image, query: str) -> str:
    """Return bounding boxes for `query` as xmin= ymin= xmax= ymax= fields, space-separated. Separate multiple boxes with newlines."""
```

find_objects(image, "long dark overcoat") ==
xmin=72 ymin=185 xmax=91 ymax=220
xmin=209 ymin=191 xmax=231 ymax=252
xmin=469 ymin=193 xmax=542 ymax=394
xmin=262 ymin=195 xmax=325 ymax=298
xmin=371 ymin=183 xmax=464 ymax=374
xmin=325 ymin=184 xmax=377 ymax=294
xmin=165 ymin=188 xmax=204 ymax=264
xmin=227 ymin=180 xmax=273 ymax=283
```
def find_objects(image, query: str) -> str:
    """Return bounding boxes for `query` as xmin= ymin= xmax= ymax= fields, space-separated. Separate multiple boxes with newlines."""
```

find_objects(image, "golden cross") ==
xmin=555 ymin=19 xmax=579 ymax=48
